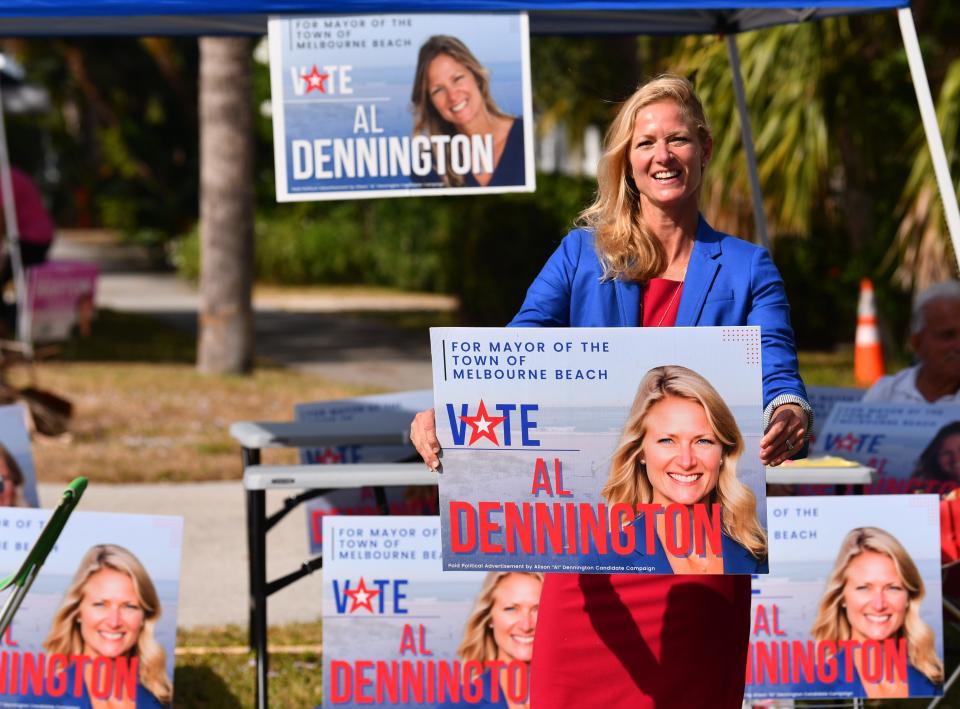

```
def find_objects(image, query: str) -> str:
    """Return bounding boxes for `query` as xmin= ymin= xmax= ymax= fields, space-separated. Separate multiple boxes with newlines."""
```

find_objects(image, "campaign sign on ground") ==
xmin=323 ymin=516 xmax=539 ymax=707
xmin=745 ymin=495 xmax=943 ymax=700
xmin=431 ymin=326 xmax=768 ymax=575
xmin=0 ymin=404 xmax=38 ymax=508
xmin=813 ymin=403 xmax=960 ymax=495
xmin=806 ymin=386 xmax=863 ymax=445
xmin=295 ymin=391 xmax=438 ymax=555
xmin=268 ymin=13 xmax=534 ymax=201
xmin=20 ymin=262 xmax=98 ymax=344
xmin=0 ymin=509 xmax=182 ymax=707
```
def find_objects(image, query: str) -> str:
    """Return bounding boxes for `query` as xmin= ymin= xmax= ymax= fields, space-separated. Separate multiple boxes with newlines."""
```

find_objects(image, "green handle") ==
xmin=0 ymin=477 xmax=87 ymax=591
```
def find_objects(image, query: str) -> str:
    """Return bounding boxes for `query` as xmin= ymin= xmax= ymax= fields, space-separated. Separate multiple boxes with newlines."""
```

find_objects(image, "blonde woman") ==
xmin=588 ymin=365 xmax=766 ymax=574
xmin=809 ymin=527 xmax=942 ymax=698
xmin=42 ymin=544 xmax=172 ymax=707
xmin=412 ymin=74 xmax=810 ymax=707
xmin=0 ymin=444 xmax=26 ymax=507
xmin=440 ymin=571 xmax=542 ymax=708
xmin=411 ymin=35 xmax=524 ymax=188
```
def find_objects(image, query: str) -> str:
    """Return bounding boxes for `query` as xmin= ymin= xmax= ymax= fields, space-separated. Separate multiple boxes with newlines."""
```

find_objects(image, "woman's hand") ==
xmin=760 ymin=403 xmax=807 ymax=467
xmin=410 ymin=408 xmax=442 ymax=471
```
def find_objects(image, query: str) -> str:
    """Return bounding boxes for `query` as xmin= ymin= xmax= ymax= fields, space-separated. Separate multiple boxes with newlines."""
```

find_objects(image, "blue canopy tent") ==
xmin=0 ymin=3 xmax=956 ymax=707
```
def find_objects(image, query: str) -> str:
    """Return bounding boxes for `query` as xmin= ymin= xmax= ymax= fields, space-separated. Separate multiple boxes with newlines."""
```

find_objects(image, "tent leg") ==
xmin=898 ymin=7 xmax=960 ymax=271
xmin=0 ymin=81 xmax=29 ymax=351
xmin=725 ymin=33 xmax=771 ymax=252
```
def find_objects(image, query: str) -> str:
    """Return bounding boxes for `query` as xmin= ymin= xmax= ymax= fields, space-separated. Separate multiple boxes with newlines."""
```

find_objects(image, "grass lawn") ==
xmin=15 ymin=309 xmax=367 ymax=484
xmin=175 ymin=623 xmax=323 ymax=708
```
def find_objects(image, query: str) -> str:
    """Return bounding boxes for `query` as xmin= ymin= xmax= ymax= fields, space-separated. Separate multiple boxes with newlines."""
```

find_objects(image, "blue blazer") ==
xmin=509 ymin=217 xmax=807 ymax=409
xmin=800 ymin=648 xmax=940 ymax=698
xmin=578 ymin=513 xmax=768 ymax=575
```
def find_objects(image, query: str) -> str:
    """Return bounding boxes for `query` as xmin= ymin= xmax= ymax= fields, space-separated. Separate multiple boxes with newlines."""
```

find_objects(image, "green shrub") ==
xmin=173 ymin=173 xmax=596 ymax=325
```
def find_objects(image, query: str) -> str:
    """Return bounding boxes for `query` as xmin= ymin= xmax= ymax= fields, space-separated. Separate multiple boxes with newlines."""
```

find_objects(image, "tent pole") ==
xmin=725 ymin=33 xmax=771 ymax=251
xmin=0 ymin=80 xmax=29 ymax=352
xmin=898 ymin=7 xmax=960 ymax=270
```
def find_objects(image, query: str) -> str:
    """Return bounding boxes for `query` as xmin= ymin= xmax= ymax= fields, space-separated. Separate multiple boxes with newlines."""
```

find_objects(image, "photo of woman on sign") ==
xmin=0 ymin=444 xmax=26 ymax=507
xmin=912 ymin=421 xmax=960 ymax=486
xmin=809 ymin=527 xmax=942 ymax=698
xmin=411 ymin=35 xmax=524 ymax=188
xmin=588 ymin=365 xmax=766 ymax=574
xmin=439 ymin=571 xmax=542 ymax=709
xmin=40 ymin=544 xmax=172 ymax=707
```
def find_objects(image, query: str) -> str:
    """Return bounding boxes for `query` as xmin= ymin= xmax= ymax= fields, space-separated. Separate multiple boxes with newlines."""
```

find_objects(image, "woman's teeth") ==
xmin=654 ymin=170 xmax=680 ymax=180
xmin=451 ymin=100 xmax=467 ymax=113
xmin=668 ymin=472 xmax=701 ymax=483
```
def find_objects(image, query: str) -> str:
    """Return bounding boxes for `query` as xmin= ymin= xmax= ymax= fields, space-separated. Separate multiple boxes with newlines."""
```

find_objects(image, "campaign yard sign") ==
xmin=746 ymin=495 xmax=942 ymax=700
xmin=20 ymin=262 xmax=98 ymax=344
xmin=431 ymin=326 xmax=767 ymax=575
xmin=806 ymin=385 xmax=864 ymax=445
xmin=0 ymin=509 xmax=183 ymax=707
xmin=295 ymin=390 xmax=438 ymax=555
xmin=813 ymin=403 xmax=960 ymax=495
xmin=323 ymin=516 xmax=537 ymax=707
xmin=0 ymin=404 xmax=38 ymax=509
xmin=268 ymin=13 xmax=534 ymax=200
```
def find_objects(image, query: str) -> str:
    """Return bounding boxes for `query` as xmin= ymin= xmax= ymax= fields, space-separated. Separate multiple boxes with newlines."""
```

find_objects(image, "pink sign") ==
xmin=22 ymin=261 xmax=98 ymax=343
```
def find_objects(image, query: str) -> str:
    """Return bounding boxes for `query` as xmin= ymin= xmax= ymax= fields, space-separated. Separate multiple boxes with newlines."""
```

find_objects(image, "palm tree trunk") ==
xmin=197 ymin=36 xmax=254 ymax=374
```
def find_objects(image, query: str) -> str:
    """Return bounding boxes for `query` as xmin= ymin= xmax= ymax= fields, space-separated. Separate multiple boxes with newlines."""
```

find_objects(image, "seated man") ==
xmin=863 ymin=280 xmax=960 ymax=404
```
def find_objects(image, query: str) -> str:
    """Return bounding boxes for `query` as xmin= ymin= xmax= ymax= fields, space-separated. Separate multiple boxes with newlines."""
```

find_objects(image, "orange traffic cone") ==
xmin=854 ymin=278 xmax=884 ymax=387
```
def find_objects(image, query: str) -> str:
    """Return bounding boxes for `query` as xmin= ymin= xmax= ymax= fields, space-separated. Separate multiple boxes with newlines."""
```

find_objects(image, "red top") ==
xmin=528 ymin=278 xmax=751 ymax=709
xmin=641 ymin=277 xmax=684 ymax=328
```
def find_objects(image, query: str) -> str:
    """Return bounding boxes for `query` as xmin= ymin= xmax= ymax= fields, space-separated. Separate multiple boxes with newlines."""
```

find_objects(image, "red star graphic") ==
xmin=344 ymin=577 xmax=380 ymax=613
xmin=317 ymin=447 xmax=342 ymax=464
xmin=835 ymin=433 xmax=858 ymax=452
xmin=301 ymin=65 xmax=330 ymax=94
xmin=459 ymin=399 xmax=506 ymax=446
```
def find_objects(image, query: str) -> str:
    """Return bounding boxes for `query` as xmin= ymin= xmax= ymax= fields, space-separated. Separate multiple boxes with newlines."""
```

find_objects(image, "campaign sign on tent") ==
xmin=0 ymin=404 xmax=38 ymax=508
xmin=20 ymin=262 xmax=98 ymax=344
xmin=813 ymin=403 xmax=960 ymax=495
xmin=296 ymin=390 xmax=438 ymax=555
xmin=431 ymin=326 xmax=767 ymax=575
xmin=745 ymin=495 xmax=943 ymax=700
xmin=323 ymin=515 xmax=538 ymax=707
xmin=0 ymin=508 xmax=183 ymax=707
xmin=268 ymin=13 xmax=534 ymax=201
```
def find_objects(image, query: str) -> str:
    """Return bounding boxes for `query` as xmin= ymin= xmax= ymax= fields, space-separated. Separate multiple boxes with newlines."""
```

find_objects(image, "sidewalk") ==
xmin=38 ymin=482 xmax=317 ymax=628
xmin=53 ymin=230 xmax=455 ymax=390
xmin=41 ymin=231 xmax=445 ymax=628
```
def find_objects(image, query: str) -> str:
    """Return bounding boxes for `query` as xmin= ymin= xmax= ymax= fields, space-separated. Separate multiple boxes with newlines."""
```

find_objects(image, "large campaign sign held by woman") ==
xmin=746 ymin=495 xmax=943 ymax=700
xmin=430 ymin=326 xmax=767 ymax=576
xmin=269 ymin=13 xmax=534 ymax=201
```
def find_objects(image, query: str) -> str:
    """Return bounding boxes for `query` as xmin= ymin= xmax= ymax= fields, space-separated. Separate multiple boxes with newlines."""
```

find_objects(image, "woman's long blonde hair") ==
xmin=43 ymin=544 xmax=173 ymax=704
xmin=811 ymin=527 xmax=943 ymax=685
xmin=579 ymin=74 xmax=711 ymax=282
xmin=457 ymin=571 xmax=543 ymax=665
xmin=410 ymin=35 xmax=511 ymax=187
xmin=601 ymin=365 xmax=766 ymax=558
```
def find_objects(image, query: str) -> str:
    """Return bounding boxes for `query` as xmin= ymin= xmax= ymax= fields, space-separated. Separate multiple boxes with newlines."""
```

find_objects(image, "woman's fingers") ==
xmin=411 ymin=408 xmax=442 ymax=471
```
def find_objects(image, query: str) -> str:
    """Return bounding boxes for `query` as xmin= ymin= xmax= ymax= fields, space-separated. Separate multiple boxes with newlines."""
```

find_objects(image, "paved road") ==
xmin=40 ymin=233 xmax=448 ymax=628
